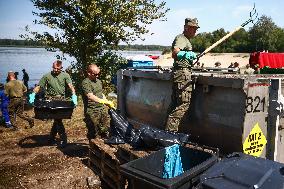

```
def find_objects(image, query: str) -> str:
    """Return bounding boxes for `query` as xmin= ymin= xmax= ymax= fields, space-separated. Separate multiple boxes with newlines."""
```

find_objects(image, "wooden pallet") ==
xmin=88 ymin=138 xmax=154 ymax=189
xmin=89 ymin=138 xmax=124 ymax=189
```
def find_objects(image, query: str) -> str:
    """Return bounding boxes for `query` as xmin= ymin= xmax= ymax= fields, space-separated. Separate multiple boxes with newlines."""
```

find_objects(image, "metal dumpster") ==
xmin=117 ymin=68 xmax=284 ymax=163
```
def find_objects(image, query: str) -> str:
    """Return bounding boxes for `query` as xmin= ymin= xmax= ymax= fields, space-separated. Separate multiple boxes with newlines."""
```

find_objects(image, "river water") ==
xmin=0 ymin=47 xmax=161 ymax=88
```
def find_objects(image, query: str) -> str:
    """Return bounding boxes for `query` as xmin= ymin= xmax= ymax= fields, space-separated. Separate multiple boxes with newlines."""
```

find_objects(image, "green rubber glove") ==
xmin=177 ymin=51 xmax=186 ymax=60
xmin=184 ymin=51 xmax=197 ymax=61
xmin=29 ymin=93 xmax=36 ymax=104
xmin=71 ymin=94 xmax=78 ymax=106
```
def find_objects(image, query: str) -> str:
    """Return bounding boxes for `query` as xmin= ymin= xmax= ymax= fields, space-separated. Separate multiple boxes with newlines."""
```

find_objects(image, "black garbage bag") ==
xmin=132 ymin=125 xmax=190 ymax=150
xmin=105 ymin=109 xmax=190 ymax=149
xmin=104 ymin=136 xmax=125 ymax=144
xmin=105 ymin=109 xmax=136 ymax=144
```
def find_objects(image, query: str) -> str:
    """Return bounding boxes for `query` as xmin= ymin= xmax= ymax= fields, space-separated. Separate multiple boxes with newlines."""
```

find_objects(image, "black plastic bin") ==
xmin=200 ymin=152 xmax=284 ymax=189
xmin=120 ymin=145 xmax=218 ymax=189
xmin=34 ymin=99 xmax=74 ymax=120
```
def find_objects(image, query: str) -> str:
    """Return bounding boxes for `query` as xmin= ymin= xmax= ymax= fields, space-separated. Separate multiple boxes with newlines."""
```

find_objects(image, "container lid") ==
xmin=200 ymin=153 xmax=284 ymax=189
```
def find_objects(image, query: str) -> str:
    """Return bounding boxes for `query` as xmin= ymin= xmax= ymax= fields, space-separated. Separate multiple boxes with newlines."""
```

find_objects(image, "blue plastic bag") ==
xmin=162 ymin=144 xmax=184 ymax=178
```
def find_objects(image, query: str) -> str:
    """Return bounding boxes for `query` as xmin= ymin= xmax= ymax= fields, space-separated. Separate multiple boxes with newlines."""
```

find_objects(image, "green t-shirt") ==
xmin=81 ymin=78 xmax=104 ymax=113
xmin=172 ymin=33 xmax=193 ymax=68
xmin=38 ymin=72 xmax=72 ymax=97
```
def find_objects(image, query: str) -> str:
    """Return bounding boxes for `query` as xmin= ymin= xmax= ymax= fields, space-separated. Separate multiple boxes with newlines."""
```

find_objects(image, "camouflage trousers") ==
xmin=85 ymin=107 xmax=110 ymax=140
xmin=8 ymin=98 xmax=34 ymax=128
xmin=166 ymin=67 xmax=192 ymax=132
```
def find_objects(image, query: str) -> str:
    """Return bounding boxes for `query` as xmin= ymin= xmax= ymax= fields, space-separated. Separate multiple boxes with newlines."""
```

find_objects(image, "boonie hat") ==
xmin=185 ymin=18 xmax=200 ymax=28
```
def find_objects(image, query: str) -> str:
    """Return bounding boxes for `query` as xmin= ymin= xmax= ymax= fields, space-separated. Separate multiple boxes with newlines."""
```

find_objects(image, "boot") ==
xmin=28 ymin=119 xmax=35 ymax=128
xmin=47 ymin=137 xmax=57 ymax=146
xmin=5 ymin=121 xmax=13 ymax=128
xmin=58 ymin=139 xmax=67 ymax=148
xmin=57 ymin=121 xmax=67 ymax=148
xmin=58 ymin=133 xmax=67 ymax=148
xmin=6 ymin=121 xmax=18 ymax=130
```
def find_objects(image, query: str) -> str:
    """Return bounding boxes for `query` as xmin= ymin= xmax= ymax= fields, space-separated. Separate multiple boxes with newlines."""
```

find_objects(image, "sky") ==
xmin=1 ymin=0 xmax=284 ymax=46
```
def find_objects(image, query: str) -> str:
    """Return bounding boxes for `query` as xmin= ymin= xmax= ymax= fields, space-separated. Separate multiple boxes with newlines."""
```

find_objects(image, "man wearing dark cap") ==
xmin=22 ymin=69 xmax=29 ymax=89
xmin=165 ymin=17 xmax=199 ymax=132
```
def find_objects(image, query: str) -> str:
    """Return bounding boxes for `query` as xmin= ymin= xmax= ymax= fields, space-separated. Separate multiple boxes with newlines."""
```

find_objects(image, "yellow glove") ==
xmin=106 ymin=100 xmax=116 ymax=109
xmin=97 ymin=98 xmax=108 ymax=104
xmin=97 ymin=98 xmax=116 ymax=109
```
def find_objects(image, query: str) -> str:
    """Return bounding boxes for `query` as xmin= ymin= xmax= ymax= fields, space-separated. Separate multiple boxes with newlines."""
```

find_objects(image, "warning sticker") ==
xmin=243 ymin=123 xmax=267 ymax=157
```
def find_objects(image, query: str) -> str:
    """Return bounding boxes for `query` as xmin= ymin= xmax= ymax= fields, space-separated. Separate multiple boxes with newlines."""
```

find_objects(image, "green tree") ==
xmin=274 ymin=28 xmax=284 ymax=52
xmin=22 ymin=0 xmax=169 ymax=92
xmin=227 ymin=28 xmax=249 ymax=53
xmin=248 ymin=15 xmax=279 ymax=52
xmin=210 ymin=28 xmax=227 ymax=53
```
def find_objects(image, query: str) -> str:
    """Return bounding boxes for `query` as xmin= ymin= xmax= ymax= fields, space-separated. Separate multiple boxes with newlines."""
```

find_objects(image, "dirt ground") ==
xmin=0 ymin=103 xmax=101 ymax=189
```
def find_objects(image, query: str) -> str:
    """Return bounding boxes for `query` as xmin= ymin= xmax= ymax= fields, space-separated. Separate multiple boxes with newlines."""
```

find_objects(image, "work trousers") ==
xmin=166 ymin=67 xmax=192 ymax=132
xmin=85 ymin=107 xmax=110 ymax=140
xmin=8 ymin=98 xmax=33 ymax=128
xmin=1 ymin=105 xmax=10 ymax=123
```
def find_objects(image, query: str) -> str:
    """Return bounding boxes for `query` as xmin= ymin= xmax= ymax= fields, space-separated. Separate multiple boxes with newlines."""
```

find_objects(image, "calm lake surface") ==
xmin=0 ymin=47 xmax=161 ymax=88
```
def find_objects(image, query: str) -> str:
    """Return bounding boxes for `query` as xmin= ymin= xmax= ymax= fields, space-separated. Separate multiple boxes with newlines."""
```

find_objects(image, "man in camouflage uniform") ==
xmin=4 ymin=72 xmax=34 ymax=130
xmin=82 ymin=64 xmax=114 ymax=141
xmin=165 ymin=18 xmax=199 ymax=132
xmin=30 ymin=60 xmax=77 ymax=147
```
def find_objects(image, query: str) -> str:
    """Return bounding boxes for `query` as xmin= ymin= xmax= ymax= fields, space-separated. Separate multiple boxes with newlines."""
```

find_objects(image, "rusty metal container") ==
xmin=117 ymin=68 xmax=284 ymax=163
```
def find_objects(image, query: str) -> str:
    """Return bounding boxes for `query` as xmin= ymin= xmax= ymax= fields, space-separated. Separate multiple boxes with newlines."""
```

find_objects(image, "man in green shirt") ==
xmin=81 ymin=64 xmax=114 ymax=141
xmin=165 ymin=18 xmax=199 ymax=132
xmin=5 ymin=71 xmax=34 ymax=130
xmin=30 ymin=60 xmax=77 ymax=147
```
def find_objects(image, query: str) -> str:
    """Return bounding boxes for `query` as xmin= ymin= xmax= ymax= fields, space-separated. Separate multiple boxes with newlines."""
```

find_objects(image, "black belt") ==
xmin=10 ymin=96 xmax=21 ymax=99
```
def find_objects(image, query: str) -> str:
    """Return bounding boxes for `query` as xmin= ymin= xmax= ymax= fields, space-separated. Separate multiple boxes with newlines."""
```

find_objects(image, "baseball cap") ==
xmin=185 ymin=18 xmax=200 ymax=28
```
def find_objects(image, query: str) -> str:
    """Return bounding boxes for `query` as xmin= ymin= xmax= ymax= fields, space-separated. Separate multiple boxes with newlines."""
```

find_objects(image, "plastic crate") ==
xmin=34 ymin=99 xmax=74 ymax=120
xmin=120 ymin=145 xmax=218 ymax=189
xmin=200 ymin=152 xmax=284 ymax=189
